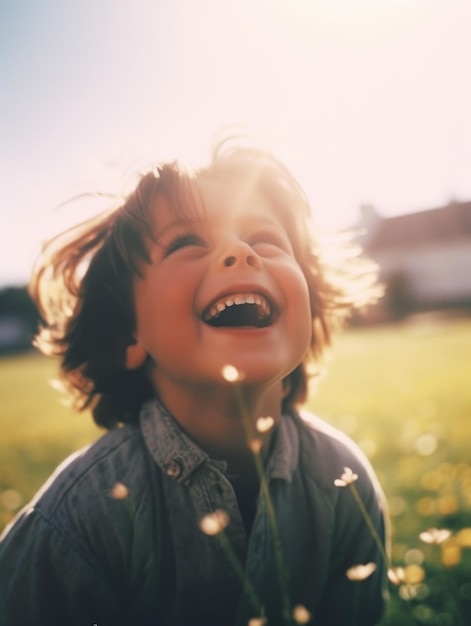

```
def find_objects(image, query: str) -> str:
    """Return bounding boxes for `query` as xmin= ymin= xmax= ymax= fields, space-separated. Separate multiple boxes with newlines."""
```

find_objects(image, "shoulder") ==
xmin=0 ymin=427 xmax=152 ymax=622
xmin=292 ymin=408 xmax=384 ymax=502
xmin=2 ymin=424 xmax=149 ymax=543
xmin=41 ymin=425 xmax=144 ymax=510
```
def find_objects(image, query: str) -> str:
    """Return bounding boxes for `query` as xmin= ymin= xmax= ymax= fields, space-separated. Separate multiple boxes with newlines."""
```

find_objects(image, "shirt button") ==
xmin=165 ymin=459 xmax=182 ymax=479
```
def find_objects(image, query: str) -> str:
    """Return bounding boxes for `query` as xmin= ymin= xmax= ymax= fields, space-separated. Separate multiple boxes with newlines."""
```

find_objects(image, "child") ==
xmin=0 ymin=139 xmax=388 ymax=625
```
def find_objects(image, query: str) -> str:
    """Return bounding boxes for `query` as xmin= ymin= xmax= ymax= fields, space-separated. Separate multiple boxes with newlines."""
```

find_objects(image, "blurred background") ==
xmin=1 ymin=1 xmax=470 ymax=623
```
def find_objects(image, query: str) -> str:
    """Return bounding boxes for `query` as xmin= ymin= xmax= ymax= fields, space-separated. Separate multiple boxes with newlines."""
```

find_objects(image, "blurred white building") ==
xmin=359 ymin=200 xmax=471 ymax=316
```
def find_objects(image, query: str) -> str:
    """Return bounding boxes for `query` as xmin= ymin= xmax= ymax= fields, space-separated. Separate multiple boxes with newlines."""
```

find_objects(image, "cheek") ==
xmin=292 ymin=295 xmax=313 ymax=350
xmin=133 ymin=267 xmax=199 ymax=344
xmin=284 ymin=263 xmax=312 ymax=312
xmin=292 ymin=269 xmax=313 ymax=338
xmin=278 ymin=262 xmax=313 ymax=343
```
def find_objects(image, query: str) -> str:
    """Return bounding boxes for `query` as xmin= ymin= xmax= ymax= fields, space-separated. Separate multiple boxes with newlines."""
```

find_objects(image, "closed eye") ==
xmin=165 ymin=233 xmax=206 ymax=256
xmin=249 ymin=231 xmax=292 ymax=254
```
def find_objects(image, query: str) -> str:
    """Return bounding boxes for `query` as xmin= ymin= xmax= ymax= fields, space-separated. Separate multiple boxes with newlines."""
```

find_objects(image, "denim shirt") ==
xmin=0 ymin=399 xmax=388 ymax=626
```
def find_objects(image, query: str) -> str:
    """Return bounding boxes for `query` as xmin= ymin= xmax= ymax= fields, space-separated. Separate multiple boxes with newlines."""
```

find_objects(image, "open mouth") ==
xmin=202 ymin=292 xmax=275 ymax=329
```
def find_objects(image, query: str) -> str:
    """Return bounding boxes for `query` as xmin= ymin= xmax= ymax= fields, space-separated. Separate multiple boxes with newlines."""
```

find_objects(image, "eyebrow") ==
xmin=155 ymin=217 xmax=197 ymax=241
xmin=155 ymin=212 xmax=287 ymax=242
xmin=241 ymin=214 xmax=285 ymax=228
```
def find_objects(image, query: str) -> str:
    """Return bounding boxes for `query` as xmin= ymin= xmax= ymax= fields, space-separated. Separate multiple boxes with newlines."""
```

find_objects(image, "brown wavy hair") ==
xmin=30 ymin=140 xmax=377 ymax=429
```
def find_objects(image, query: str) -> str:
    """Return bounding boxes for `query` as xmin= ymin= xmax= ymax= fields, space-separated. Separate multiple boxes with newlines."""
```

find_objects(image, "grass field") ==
xmin=1 ymin=315 xmax=470 ymax=624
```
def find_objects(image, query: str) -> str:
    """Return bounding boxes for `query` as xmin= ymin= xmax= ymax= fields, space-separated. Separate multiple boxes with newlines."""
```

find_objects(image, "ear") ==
xmin=125 ymin=342 xmax=147 ymax=370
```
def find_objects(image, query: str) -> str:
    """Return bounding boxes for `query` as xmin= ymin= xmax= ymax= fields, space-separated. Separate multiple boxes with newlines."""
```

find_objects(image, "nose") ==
xmin=219 ymin=239 xmax=261 ymax=270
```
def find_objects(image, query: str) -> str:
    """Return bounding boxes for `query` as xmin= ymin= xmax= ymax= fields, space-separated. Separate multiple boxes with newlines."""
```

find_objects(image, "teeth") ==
xmin=203 ymin=292 xmax=271 ymax=322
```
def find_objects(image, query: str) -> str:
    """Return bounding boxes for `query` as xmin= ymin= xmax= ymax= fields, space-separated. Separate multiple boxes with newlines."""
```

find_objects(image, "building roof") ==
xmin=365 ymin=201 xmax=471 ymax=253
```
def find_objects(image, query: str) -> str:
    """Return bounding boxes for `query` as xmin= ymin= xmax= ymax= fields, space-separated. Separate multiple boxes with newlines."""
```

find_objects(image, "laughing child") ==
xmin=0 ymin=139 xmax=388 ymax=625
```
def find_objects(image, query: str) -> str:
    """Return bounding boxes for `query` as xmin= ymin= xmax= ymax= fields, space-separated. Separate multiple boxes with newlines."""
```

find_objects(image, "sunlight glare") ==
xmin=313 ymin=0 xmax=415 ymax=11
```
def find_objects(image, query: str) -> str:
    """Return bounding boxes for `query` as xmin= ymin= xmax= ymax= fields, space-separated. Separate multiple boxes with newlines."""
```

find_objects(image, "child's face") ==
xmin=129 ymin=176 xmax=312 ymax=397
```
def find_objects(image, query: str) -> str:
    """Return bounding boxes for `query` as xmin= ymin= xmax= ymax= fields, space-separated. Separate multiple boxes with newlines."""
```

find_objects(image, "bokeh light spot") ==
xmin=221 ymin=364 xmax=241 ymax=382
xmin=414 ymin=433 xmax=437 ymax=456
xmin=416 ymin=497 xmax=436 ymax=516
xmin=404 ymin=548 xmax=424 ymax=565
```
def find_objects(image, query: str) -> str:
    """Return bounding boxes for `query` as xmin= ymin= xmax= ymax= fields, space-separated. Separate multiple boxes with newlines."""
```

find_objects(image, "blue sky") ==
xmin=1 ymin=0 xmax=470 ymax=285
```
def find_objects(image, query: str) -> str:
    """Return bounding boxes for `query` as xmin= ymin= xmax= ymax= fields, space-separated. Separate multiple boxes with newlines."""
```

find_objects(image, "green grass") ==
xmin=0 ymin=352 xmax=101 ymax=528
xmin=1 ymin=315 xmax=470 ymax=624
xmin=310 ymin=315 xmax=471 ymax=625
xmin=311 ymin=314 xmax=471 ymax=481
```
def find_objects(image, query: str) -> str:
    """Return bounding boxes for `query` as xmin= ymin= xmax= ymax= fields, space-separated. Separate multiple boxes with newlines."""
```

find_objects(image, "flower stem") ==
xmin=232 ymin=386 xmax=293 ymax=626
xmin=349 ymin=484 xmax=421 ymax=626
xmin=349 ymin=482 xmax=390 ymax=569
xmin=216 ymin=530 xmax=262 ymax=615
xmin=254 ymin=453 xmax=292 ymax=625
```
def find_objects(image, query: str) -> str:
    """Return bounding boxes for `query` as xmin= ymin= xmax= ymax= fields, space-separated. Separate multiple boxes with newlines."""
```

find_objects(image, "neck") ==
xmin=152 ymin=378 xmax=283 ymax=464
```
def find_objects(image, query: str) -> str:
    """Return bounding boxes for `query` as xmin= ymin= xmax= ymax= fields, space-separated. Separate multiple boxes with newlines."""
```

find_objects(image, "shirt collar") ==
xmin=266 ymin=409 xmax=299 ymax=481
xmin=140 ymin=398 xmax=299 ymax=483
xmin=140 ymin=399 xmax=209 ymax=483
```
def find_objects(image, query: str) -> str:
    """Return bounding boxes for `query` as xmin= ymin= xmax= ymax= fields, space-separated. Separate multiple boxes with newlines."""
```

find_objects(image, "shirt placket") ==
xmin=162 ymin=457 xmax=249 ymax=623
